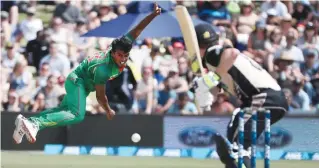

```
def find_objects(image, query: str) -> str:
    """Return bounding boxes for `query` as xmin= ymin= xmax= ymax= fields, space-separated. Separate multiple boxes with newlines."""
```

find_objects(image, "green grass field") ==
xmin=1 ymin=151 xmax=318 ymax=168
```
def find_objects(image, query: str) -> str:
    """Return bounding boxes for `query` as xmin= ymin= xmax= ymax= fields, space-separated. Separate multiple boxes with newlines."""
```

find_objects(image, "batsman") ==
xmin=13 ymin=3 xmax=161 ymax=144
xmin=192 ymin=24 xmax=288 ymax=168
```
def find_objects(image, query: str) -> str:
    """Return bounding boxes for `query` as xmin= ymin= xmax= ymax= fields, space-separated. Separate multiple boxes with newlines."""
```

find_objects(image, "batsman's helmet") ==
xmin=195 ymin=23 xmax=219 ymax=47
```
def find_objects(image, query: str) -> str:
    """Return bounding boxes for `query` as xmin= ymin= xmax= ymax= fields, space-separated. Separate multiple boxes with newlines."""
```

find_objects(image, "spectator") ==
xmin=261 ymin=0 xmax=288 ymax=18
xmin=176 ymin=1 xmax=198 ymax=17
xmin=156 ymin=76 xmax=176 ymax=114
xmin=35 ymin=63 xmax=51 ymax=88
xmin=167 ymin=92 xmax=198 ymax=115
xmin=53 ymin=0 xmax=82 ymax=24
xmin=150 ymin=46 xmax=162 ymax=75
xmin=198 ymin=1 xmax=231 ymax=27
xmin=291 ymin=78 xmax=311 ymax=111
xmin=133 ymin=67 xmax=158 ymax=114
xmin=265 ymin=9 xmax=281 ymax=29
xmin=157 ymin=54 xmax=174 ymax=82
xmin=8 ymin=59 xmax=33 ymax=97
xmin=31 ymin=92 xmax=46 ymax=113
xmin=283 ymin=88 xmax=299 ymax=112
xmin=273 ymin=52 xmax=298 ymax=89
xmin=33 ymin=75 xmax=64 ymax=111
xmin=171 ymin=41 xmax=187 ymax=60
xmin=40 ymin=42 xmax=70 ymax=77
xmin=25 ymin=30 xmax=50 ymax=70
xmin=282 ymin=1 xmax=294 ymax=14
xmin=292 ymin=1 xmax=312 ymax=25
xmin=225 ymin=0 xmax=240 ymax=15
xmin=296 ymin=22 xmax=319 ymax=51
xmin=2 ymin=90 xmax=20 ymax=112
xmin=1 ymin=11 xmax=11 ymax=42
xmin=1 ymin=1 xmax=19 ymax=38
xmin=46 ymin=17 xmax=70 ymax=57
xmin=99 ymin=1 xmax=117 ymax=22
xmin=280 ymin=14 xmax=295 ymax=37
xmin=2 ymin=42 xmax=23 ymax=70
xmin=69 ymin=18 xmax=94 ymax=66
xmin=57 ymin=75 xmax=66 ymax=92
xmin=87 ymin=10 xmax=101 ymax=30
xmin=265 ymin=27 xmax=286 ymax=71
xmin=18 ymin=7 xmax=43 ymax=42
xmin=274 ymin=28 xmax=304 ymax=66
xmin=166 ymin=67 xmax=189 ymax=94
xmin=300 ymin=49 xmax=319 ymax=103
xmin=244 ymin=20 xmax=269 ymax=65
xmin=178 ymin=56 xmax=193 ymax=85
xmin=231 ymin=0 xmax=259 ymax=48
xmin=81 ymin=1 xmax=94 ymax=15
xmin=265 ymin=27 xmax=286 ymax=55
xmin=209 ymin=93 xmax=235 ymax=115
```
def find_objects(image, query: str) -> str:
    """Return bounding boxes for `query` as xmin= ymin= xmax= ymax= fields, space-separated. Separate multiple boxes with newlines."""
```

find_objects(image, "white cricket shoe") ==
xmin=22 ymin=119 xmax=39 ymax=143
xmin=13 ymin=114 xmax=26 ymax=144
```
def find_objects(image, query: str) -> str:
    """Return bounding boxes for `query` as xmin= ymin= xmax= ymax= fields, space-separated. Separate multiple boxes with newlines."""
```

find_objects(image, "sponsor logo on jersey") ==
xmin=178 ymin=126 xmax=217 ymax=147
xmin=257 ymin=127 xmax=292 ymax=149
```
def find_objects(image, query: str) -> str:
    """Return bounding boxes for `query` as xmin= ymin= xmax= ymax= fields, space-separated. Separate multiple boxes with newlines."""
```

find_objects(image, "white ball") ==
xmin=131 ymin=133 xmax=141 ymax=143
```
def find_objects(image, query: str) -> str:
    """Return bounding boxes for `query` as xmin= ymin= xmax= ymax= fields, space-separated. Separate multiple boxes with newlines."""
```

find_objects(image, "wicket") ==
xmin=238 ymin=108 xmax=271 ymax=168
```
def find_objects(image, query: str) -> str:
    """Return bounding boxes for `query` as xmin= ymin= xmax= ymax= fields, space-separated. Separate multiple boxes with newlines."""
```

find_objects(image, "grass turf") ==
xmin=1 ymin=151 xmax=318 ymax=168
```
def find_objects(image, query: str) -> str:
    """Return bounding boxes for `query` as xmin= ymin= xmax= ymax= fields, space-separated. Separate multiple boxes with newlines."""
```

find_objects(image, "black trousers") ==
xmin=227 ymin=89 xmax=288 ymax=149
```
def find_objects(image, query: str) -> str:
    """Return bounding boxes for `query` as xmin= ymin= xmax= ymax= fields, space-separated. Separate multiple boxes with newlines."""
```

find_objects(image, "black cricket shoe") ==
xmin=214 ymin=133 xmax=237 ymax=168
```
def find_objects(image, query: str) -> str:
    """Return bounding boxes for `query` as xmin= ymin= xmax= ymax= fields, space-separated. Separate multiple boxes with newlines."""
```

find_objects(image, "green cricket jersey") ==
xmin=68 ymin=34 xmax=134 ymax=93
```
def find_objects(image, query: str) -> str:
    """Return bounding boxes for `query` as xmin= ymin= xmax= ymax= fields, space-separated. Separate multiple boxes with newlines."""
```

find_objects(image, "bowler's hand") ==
xmin=106 ymin=109 xmax=115 ymax=120
xmin=153 ymin=3 xmax=161 ymax=16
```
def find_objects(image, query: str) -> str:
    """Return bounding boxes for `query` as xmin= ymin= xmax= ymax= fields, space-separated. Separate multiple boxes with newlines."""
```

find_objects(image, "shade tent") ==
xmin=81 ymin=1 xmax=215 ymax=39
xmin=81 ymin=12 xmax=211 ymax=39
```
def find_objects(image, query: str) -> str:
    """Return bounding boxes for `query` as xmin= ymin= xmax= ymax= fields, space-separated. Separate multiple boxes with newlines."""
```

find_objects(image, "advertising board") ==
xmin=164 ymin=116 xmax=319 ymax=153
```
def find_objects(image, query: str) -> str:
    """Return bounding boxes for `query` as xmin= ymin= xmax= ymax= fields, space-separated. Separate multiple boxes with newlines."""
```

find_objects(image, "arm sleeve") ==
xmin=123 ymin=33 xmax=135 ymax=44
xmin=93 ymin=66 xmax=109 ymax=85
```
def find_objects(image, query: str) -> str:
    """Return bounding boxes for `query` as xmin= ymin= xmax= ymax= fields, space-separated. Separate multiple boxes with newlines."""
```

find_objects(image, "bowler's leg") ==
xmin=29 ymin=78 xmax=87 ymax=129
xmin=16 ymin=78 xmax=88 ymax=143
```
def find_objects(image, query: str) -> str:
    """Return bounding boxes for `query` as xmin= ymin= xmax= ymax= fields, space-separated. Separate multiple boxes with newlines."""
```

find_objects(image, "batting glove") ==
xmin=193 ymin=71 xmax=221 ymax=111
xmin=193 ymin=71 xmax=221 ymax=92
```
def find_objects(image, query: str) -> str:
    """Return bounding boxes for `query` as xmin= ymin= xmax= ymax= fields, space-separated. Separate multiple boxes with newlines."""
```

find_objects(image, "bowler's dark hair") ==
xmin=111 ymin=36 xmax=133 ymax=53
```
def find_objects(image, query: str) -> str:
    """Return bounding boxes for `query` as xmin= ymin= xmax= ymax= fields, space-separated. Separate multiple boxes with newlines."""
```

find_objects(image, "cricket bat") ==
xmin=175 ymin=5 xmax=205 ymax=74
xmin=175 ymin=6 xmax=234 ymax=97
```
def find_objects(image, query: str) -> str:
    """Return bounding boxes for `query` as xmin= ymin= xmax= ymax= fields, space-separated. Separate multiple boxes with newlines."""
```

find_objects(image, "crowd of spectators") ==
xmin=1 ymin=0 xmax=319 ymax=115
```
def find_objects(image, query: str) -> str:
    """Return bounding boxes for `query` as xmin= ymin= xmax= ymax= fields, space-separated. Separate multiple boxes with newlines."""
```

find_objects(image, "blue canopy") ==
xmin=81 ymin=11 xmax=212 ymax=39
xmin=81 ymin=1 xmax=216 ymax=39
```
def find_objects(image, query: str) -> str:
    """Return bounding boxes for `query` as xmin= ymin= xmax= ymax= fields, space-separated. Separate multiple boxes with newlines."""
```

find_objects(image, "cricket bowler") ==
xmin=13 ymin=3 xmax=161 ymax=144
xmin=192 ymin=23 xmax=288 ymax=168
